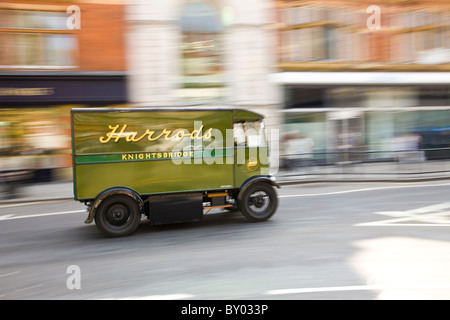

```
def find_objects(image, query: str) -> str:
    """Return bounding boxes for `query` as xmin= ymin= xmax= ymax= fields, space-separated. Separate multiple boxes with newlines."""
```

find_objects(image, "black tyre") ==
xmin=94 ymin=195 xmax=141 ymax=237
xmin=239 ymin=183 xmax=278 ymax=222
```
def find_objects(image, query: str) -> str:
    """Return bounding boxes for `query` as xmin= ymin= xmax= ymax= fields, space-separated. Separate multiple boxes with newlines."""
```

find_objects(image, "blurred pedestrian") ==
xmin=284 ymin=132 xmax=301 ymax=172
xmin=284 ymin=132 xmax=315 ymax=173
xmin=297 ymin=134 xmax=315 ymax=171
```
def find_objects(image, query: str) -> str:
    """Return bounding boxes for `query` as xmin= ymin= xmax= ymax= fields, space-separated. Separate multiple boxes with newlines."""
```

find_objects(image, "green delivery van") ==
xmin=71 ymin=107 xmax=279 ymax=237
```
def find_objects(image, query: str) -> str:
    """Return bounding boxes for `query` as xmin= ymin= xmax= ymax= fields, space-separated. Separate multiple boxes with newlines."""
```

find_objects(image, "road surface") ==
xmin=1 ymin=181 xmax=450 ymax=300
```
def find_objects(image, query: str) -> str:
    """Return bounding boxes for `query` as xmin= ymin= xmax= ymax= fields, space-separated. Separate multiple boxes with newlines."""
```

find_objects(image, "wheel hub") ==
xmin=249 ymin=191 xmax=269 ymax=212
xmin=112 ymin=208 xmax=125 ymax=221
xmin=253 ymin=194 xmax=265 ymax=207
xmin=106 ymin=204 xmax=130 ymax=226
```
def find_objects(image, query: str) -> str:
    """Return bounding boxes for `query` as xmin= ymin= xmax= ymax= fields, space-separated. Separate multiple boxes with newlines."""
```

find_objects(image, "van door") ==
xmin=233 ymin=120 xmax=270 ymax=187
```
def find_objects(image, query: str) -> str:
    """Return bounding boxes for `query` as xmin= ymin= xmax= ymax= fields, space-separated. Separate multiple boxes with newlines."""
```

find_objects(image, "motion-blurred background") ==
xmin=0 ymin=0 xmax=449 ymax=191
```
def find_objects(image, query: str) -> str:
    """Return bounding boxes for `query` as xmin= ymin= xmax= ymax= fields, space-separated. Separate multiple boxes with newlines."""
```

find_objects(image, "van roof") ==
xmin=71 ymin=106 xmax=264 ymax=120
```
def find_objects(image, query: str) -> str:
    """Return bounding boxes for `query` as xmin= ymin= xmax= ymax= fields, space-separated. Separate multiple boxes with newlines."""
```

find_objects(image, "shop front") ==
xmin=0 ymin=72 xmax=127 ymax=187
xmin=272 ymin=72 xmax=450 ymax=165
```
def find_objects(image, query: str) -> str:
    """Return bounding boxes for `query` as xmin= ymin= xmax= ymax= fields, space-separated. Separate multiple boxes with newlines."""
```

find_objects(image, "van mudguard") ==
xmin=237 ymin=175 xmax=280 ymax=201
xmin=84 ymin=187 xmax=144 ymax=224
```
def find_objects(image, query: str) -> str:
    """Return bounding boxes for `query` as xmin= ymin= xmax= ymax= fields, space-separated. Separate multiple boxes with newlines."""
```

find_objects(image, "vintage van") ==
xmin=71 ymin=107 xmax=279 ymax=237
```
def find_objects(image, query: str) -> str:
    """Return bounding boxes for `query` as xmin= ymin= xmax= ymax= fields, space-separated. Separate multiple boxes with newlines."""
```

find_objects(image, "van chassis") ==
xmin=82 ymin=176 xmax=279 ymax=237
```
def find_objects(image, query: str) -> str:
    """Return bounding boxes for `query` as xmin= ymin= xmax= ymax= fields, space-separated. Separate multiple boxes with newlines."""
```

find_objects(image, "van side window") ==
xmin=233 ymin=120 xmax=267 ymax=147
xmin=234 ymin=122 xmax=246 ymax=146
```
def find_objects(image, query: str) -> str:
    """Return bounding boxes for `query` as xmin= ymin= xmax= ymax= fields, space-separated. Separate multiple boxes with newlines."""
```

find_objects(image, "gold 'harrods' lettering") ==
xmin=99 ymin=124 xmax=212 ymax=143
xmin=121 ymin=151 xmax=194 ymax=161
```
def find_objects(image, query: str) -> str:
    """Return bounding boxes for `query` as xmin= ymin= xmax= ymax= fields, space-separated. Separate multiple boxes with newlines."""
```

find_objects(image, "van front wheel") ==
xmin=94 ymin=195 xmax=141 ymax=237
xmin=239 ymin=183 xmax=278 ymax=222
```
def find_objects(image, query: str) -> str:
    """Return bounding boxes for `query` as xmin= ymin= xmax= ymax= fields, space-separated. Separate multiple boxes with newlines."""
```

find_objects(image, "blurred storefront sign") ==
xmin=270 ymin=72 xmax=450 ymax=86
xmin=328 ymin=110 xmax=361 ymax=121
xmin=0 ymin=72 xmax=127 ymax=105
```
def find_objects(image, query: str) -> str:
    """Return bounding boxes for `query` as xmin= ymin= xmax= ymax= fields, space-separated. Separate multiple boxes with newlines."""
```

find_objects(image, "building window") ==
xmin=0 ymin=8 xmax=78 ymax=68
xmin=179 ymin=0 xmax=225 ymax=103
xmin=393 ymin=10 xmax=450 ymax=64
xmin=279 ymin=5 xmax=352 ymax=62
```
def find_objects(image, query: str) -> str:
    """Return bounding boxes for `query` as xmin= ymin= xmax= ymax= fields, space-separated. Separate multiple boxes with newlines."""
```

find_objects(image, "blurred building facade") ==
xmin=0 ymin=0 xmax=127 ymax=181
xmin=125 ymin=0 xmax=281 ymax=128
xmin=1 ymin=0 xmax=284 ymax=182
xmin=2 ymin=0 xmax=450 ymax=182
xmin=274 ymin=0 xmax=450 ymax=163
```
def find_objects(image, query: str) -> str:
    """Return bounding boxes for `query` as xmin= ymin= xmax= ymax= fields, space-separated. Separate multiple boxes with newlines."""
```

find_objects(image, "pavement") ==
xmin=1 ymin=160 xmax=449 ymax=204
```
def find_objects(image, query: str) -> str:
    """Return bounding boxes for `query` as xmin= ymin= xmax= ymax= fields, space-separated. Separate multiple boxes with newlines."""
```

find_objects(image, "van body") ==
xmin=71 ymin=107 xmax=279 ymax=236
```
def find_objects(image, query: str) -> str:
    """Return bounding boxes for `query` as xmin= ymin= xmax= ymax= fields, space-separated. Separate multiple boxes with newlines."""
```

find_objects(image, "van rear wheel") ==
xmin=239 ymin=183 xmax=278 ymax=222
xmin=94 ymin=195 xmax=141 ymax=237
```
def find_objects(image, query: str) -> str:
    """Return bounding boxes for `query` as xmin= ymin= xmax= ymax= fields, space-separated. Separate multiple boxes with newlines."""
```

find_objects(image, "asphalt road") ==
xmin=1 ymin=181 xmax=450 ymax=300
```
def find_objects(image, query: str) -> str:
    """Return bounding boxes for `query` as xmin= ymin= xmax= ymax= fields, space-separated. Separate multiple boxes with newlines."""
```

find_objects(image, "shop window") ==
xmin=179 ymin=0 xmax=225 ymax=103
xmin=0 ymin=9 xmax=78 ymax=68
xmin=285 ymin=87 xmax=328 ymax=109
xmin=419 ymin=87 xmax=450 ymax=106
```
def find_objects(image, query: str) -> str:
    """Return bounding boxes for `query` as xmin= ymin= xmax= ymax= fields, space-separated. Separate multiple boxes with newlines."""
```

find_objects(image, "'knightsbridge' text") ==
xmin=99 ymin=124 xmax=213 ymax=143
xmin=121 ymin=151 xmax=194 ymax=161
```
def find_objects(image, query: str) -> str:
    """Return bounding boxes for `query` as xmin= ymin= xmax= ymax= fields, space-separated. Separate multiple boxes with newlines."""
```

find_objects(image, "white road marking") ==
xmin=279 ymin=182 xmax=450 ymax=198
xmin=14 ymin=284 xmax=43 ymax=292
xmin=0 ymin=271 xmax=21 ymax=278
xmin=356 ymin=202 xmax=450 ymax=227
xmin=0 ymin=214 xmax=15 ymax=221
xmin=266 ymin=284 xmax=450 ymax=295
xmin=0 ymin=210 xmax=85 ymax=221
xmin=0 ymin=200 xmax=69 ymax=209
